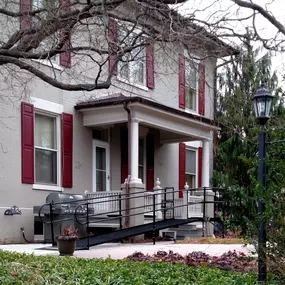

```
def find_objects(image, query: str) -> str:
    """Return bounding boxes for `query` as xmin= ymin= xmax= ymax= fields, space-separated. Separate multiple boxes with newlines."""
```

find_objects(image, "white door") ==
xmin=93 ymin=140 xmax=110 ymax=192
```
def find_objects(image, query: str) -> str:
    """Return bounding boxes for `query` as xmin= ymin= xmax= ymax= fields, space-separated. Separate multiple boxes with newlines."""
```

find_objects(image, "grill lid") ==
xmin=45 ymin=193 xmax=84 ymax=207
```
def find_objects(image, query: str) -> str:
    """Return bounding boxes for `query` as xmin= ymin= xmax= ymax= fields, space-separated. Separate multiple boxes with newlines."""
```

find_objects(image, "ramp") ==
xmin=76 ymin=217 xmax=203 ymax=249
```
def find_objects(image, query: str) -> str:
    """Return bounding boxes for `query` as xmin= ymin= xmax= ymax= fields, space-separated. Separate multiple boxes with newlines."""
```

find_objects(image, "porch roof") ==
xmin=76 ymin=95 xmax=217 ymax=126
xmin=75 ymin=94 xmax=219 ymax=142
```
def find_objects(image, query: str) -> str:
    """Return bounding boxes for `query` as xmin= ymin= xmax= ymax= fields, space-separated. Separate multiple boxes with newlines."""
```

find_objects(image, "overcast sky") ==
xmin=175 ymin=0 xmax=285 ymax=83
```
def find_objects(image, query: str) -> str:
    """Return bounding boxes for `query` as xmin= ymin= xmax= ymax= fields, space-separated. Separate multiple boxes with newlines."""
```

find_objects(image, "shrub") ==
xmin=0 ymin=251 xmax=280 ymax=285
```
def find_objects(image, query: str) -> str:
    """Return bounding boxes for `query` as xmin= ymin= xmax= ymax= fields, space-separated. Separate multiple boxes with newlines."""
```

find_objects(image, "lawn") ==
xmin=176 ymin=237 xmax=248 ymax=244
xmin=0 ymin=251 xmax=280 ymax=285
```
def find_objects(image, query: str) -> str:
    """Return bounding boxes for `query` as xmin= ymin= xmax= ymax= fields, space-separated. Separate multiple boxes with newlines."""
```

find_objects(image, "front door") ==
xmin=93 ymin=140 xmax=110 ymax=192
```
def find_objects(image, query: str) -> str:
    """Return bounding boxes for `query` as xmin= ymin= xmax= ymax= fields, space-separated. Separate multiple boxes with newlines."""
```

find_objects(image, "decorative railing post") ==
xmin=182 ymin=182 xmax=189 ymax=219
xmin=153 ymin=178 xmax=162 ymax=220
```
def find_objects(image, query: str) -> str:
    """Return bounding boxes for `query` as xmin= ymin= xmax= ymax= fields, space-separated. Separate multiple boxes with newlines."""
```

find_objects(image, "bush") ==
xmin=0 ymin=251 xmax=281 ymax=284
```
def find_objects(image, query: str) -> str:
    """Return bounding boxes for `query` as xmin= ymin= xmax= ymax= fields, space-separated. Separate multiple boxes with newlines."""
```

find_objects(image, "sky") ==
xmin=174 ymin=0 xmax=285 ymax=84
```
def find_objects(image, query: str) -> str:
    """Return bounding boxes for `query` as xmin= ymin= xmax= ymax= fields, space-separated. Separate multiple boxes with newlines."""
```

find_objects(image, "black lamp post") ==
xmin=251 ymin=84 xmax=274 ymax=283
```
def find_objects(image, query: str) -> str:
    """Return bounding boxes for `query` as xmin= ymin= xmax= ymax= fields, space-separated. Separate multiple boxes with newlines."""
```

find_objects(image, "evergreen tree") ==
xmin=213 ymin=39 xmax=282 ymax=235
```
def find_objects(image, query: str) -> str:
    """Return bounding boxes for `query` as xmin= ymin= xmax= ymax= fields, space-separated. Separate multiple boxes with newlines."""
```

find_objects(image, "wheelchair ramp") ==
xmin=76 ymin=217 xmax=203 ymax=249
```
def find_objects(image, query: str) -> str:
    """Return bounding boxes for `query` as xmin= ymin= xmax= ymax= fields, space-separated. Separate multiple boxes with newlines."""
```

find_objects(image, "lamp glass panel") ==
xmin=257 ymin=97 xmax=266 ymax=118
xmin=265 ymin=97 xmax=273 ymax=117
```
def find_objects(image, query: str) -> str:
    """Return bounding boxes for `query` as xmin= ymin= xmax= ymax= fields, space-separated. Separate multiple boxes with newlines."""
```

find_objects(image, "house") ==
xmin=0 ymin=0 xmax=237 ymax=243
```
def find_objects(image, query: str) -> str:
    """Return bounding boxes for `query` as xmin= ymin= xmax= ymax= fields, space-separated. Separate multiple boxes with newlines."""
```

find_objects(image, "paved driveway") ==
xmin=0 ymin=241 xmax=256 ymax=259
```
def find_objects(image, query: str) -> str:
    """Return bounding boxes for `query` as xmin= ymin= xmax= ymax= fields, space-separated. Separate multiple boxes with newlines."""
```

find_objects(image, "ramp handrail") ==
xmin=38 ymin=187 xmax=226 ymax=247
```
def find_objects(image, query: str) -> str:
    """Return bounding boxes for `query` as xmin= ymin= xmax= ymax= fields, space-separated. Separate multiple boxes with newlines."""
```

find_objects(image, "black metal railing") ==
xmin=38 ymin=187 xmax=225 ymax=247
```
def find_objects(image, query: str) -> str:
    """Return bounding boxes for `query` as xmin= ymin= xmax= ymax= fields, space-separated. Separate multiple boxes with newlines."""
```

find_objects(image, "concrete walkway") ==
xmin=0 ymin=241 xmax=256 ymax=259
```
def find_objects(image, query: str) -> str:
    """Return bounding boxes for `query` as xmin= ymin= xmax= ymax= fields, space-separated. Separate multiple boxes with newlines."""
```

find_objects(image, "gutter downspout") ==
xmin=213 ymin=66 xmax=218 ymax=121
xmin=123 ymin=102 xmax=131 ymax=228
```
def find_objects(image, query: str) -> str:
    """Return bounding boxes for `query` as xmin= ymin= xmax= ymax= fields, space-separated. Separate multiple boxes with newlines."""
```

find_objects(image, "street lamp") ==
xmin=252 ymin=84 xmax=274 ymax=283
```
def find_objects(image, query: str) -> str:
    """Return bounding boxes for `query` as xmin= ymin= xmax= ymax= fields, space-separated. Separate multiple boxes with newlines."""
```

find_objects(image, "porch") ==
xmin=75 ymin=95 xmax=218 ymax=194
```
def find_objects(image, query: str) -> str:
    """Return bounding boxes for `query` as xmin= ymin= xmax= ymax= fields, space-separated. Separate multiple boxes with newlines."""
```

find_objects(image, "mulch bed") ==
xmin=126 ymin=250 xmax=257 ymax=272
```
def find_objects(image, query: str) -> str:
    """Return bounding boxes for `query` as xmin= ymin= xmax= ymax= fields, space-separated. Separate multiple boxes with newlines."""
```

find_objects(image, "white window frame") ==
xmin=92 ymin=140 xmax=110 ymax=192
xmin=31 ymin=97 xmax=64 ymax=192
xmin=116 ymin=21 xmax=148 ymax=90
xmin=185 ymin=148 xmax=198 ymax=189
xmin=185 ymin=59 xmax=199 ymax=113
xmin=31 ymin=0 xmax=63 ymax=70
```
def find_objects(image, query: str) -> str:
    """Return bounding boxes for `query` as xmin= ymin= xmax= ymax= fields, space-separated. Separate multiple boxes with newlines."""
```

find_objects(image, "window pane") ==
xmin=96 ymin=170 xmax=106 ymax=191
xmin=185 ymin=60 xmax=198 ymax=89
xmin=138 ymin=138 xmax=144 ymax=182
xmin=186 ymin=174 xmax=195 ymax=188
xmin=139 ymin=138 xmax=144 ymax=165
xmin=96 ymin=147 xmax=106 ymax=170
xmin=33 ymin=0 xmax=56 ymax=10
xmin=92 ymin=129 xmax=109 ymax=141
xmin=35 ymin=114 xmax=56 ymax=149
xmin=131 ymin=61 xmax=144 ymax=84
xmin=186 ymin=87 xmax=196 ymax=110
xmin=186 ymin=150 xmax=196 ymax=174
xmin=35 ymin=149 xmax=57 ymax=184
xmin=118 ymin=60 xmax=129 ymax=79
xmin=139 ymin=166 xmax=144 ymax=182
xmin=189 ymin=64 xmax=197 ymax=88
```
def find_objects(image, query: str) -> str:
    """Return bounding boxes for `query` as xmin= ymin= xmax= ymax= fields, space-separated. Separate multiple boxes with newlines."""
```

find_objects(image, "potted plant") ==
xmin=56 ymin=226 xmax=79 ymax=256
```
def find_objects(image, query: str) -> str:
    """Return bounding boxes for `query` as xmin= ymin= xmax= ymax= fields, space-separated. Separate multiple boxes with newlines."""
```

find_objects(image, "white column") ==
xmin=130 ymin=118 xmax=141 ymax=184
xmin=202 ymin=140 xmax=210 ymax=187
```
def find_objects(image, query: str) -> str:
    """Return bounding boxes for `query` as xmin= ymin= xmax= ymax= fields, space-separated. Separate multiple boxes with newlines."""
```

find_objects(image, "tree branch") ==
xmin=232 ymin=0 xmax=285 ymax=36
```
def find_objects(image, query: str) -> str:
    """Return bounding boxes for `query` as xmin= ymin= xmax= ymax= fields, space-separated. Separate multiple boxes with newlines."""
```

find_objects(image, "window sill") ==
xmin=117 ymin=76 xmax=149 ymax=91
xmin=185 ymin=108 xmax=200 ymax=115
xmin=32 ymin=59 xmax=63 ymax=71
xmin=33 ymin=184 xmax=63 ymax=192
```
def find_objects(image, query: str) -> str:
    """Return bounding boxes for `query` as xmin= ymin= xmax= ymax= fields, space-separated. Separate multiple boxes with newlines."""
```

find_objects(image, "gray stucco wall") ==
xmin=0 ymin=33 xmax=217 ymax=244
xmin=0 ymin=76 xmax=94 ymax=243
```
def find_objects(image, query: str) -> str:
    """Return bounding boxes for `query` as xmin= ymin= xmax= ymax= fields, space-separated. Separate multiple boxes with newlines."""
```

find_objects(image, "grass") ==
xmin=176 ymin=237 xmax=248 ymax=244
xmin=0 ymin=251 xmax=281 ymax=284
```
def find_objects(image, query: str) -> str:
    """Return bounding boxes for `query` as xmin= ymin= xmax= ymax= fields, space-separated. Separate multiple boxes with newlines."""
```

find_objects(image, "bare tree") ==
xmin=0 ymin=0 xmax=240 ymax=93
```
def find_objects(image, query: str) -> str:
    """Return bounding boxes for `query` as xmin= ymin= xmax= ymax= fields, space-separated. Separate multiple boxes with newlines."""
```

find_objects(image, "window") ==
xmin=185 ymin=60 xmax=199 ymax=111
xmin=117 ymin=26 xmax=146 ymax=86
xmin=32 ymin=0 xmax=60 ymax=65
xmin=33 ymin=0 xmax=57 ymax=10
xmin=185 ymin=149 xmax=196 ymax=188
xmin=92 ymin=129 xmax=109 ymax=142
xmin=139 ymin=138 xmax=144 ymax=182
xmin=35 ymin=114 xmax=58 ymax=184
xmin=118 ymin=48 xmax=145 ymax=85
xmin=95 ymin=146 xmax=107 ymax=192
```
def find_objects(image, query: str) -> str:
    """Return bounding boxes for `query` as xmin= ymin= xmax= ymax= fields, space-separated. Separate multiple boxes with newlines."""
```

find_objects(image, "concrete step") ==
xmin=174 ymin=224 xmax=197 ymax=231
xmin=176 ymin=232 xmax=203 ymax=240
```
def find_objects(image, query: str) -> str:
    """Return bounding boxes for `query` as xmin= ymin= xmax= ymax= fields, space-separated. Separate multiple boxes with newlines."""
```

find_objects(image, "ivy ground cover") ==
xmin=0 ymin=251 xmax=280 ymax=285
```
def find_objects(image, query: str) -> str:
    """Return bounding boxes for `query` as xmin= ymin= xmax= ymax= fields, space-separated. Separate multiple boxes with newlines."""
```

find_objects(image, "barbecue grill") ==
xmin=33 ymin=193 xmax=92 ymax=243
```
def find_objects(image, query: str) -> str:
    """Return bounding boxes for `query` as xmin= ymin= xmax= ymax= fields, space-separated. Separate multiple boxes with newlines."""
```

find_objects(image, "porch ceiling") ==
xmin=75 ymin=95 xmax=219 ymax=142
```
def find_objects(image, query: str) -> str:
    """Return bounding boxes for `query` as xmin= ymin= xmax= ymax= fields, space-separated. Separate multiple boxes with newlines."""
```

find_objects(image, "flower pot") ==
xmin=57 ymin=238 xmax=77 ymax=256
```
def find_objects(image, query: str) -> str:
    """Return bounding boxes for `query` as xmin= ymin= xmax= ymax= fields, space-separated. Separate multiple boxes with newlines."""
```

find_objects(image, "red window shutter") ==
xmin=178 ymin=54 xmax=186 ymax=109
xmin=121 ymin=127 xmax=128 ymax=183
xmin=146 ymin=133 xmax=155 ymax=191
xmin=198 ymin=147 xmax=203 ymax=187
xmin=62 ymin=113 xmax=73 ymax=188
xmin=178 ymin=142 xmax=186 ymax=198
xmin=20 ymin=0 xmax=32 ymax=29
xmin=59 ymin=0 xmax=71 ymax=68
xmin=21 ymin=102 xmax=34 ymax=184
xmin=146 ymin=44 xmax=155 ymax=89
xmin=108 ymin=17 xmax=118 ymax=75
xmin=198 ymin=63 xmax=205 ymax=115
xmin=60 ymin=37 xmax=71 ymax=68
